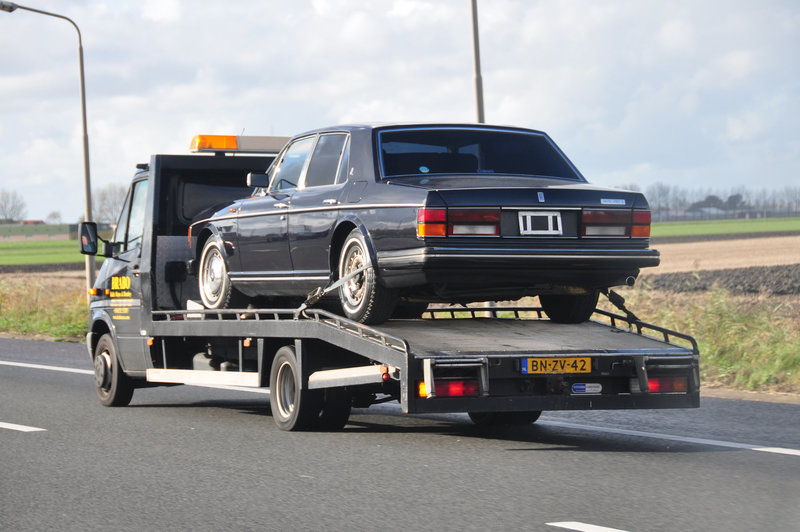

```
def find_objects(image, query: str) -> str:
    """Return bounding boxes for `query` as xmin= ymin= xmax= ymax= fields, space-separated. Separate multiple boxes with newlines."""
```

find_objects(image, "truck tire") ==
xmin=468 ymin=411 xmax=542 ymax=426
xmin=317 ymin=388 xmax=352 ymax=431
xmin=539 ymin=291 xmax=599 ymax=324
xmin=198 ymin=239 xmax=235 ymax=309
xmin=269 ymin=346 xmax=322 ymax=431
xmin=94 ymin=334 xmax=134 ymax=407
xmin=337 ymin=229 xmax=397 ymax=324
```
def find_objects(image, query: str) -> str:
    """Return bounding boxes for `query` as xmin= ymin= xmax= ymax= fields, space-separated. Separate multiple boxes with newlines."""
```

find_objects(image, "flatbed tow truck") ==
xmin=79 ymin=135 xmax=700 ymax=431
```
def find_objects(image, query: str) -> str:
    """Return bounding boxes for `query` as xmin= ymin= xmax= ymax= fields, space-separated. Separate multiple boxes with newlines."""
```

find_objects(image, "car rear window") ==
xmin=378 ymin=128 xmax=581 ymax=180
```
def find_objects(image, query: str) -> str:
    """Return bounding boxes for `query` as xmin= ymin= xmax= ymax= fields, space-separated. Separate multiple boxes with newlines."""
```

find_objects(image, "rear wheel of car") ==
xmin=94 ymin=334 xmax=134 ymax=407
xmin=539 ymin=291 xmax=599 ymax=324
xmin=468 ymin=411 xmax=542 ymax=426
xmin=198 ymin=239 xmax=234 ymax=309
xmin=337 ymin=229 xmax=397 ymax=324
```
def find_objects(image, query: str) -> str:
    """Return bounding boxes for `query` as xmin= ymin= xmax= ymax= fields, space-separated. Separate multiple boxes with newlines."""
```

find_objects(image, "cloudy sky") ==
xmin=1 ymin=0 xmax=798 ymax=221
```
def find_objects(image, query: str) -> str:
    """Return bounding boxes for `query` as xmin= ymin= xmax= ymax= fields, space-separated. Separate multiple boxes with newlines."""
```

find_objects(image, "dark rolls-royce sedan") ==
xmin=189 ymin=123 xmax=659 ymax=324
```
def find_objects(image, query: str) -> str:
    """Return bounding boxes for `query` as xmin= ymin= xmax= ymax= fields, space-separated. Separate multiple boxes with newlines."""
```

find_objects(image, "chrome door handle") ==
xmin=322 ymin=199 xmax=338 ymax=205
xmin=274 ymin=202 xmax=289 ymax=209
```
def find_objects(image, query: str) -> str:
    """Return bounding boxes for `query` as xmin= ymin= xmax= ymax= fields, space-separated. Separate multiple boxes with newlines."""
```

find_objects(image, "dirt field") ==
xmin=651 ymin=235 xmax=800 ymax=274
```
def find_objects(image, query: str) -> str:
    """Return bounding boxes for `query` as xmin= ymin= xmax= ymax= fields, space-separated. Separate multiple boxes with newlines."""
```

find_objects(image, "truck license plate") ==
xmin=522 ymin=357 xmax=591 ymax=374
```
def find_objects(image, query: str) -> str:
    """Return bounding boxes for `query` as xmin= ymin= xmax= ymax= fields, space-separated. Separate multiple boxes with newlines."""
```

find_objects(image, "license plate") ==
xmin=518 ymin=211 xmax=562 ymax=235
xmin=522 ymin=357 xmax=591 ymax=374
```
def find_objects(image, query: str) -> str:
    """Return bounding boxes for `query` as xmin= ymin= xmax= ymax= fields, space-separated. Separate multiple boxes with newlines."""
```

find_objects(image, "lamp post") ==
xmin=1 ymin=1 xmax=96 ymax=292
xmin=470 ymin=0 xmax=485 ymax=123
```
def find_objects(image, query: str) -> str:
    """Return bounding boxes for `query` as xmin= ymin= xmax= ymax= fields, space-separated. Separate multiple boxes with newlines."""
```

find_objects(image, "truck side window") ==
xmin=113 ymin=179 xmax=149 ymax=253
xmin=304 ymin=133 xmax=347 ymax=188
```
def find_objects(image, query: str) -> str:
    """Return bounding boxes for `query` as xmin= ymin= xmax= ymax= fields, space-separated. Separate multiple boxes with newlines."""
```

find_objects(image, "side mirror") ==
xmin=247 ymin=172 xmax=269 ymax=188
xmin=79 ymin=222 xmax=98 ymax=255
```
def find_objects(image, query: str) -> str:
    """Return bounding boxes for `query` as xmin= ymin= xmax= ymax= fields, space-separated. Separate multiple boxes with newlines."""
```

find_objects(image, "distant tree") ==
xmin=723 ymin=194 xmax=745 ymax=211
xmin=45 ymin=211 xmax=63 ymax=224
xmin=0 ymin=189 xmax=27 ymax=221
xmin=94 ymin=183 xmax=128 ymax=224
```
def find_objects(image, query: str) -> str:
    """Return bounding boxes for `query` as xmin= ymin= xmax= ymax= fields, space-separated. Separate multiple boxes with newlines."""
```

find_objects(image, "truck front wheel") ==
xmin=269 ymin=346 xmax=322 ymax=431
xmin=94 ymin=334 xmax=134 ymax=407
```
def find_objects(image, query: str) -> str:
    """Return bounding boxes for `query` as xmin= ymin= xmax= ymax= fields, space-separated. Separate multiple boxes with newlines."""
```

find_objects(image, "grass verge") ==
xmin=651 ymin=216 xmax=800 ymax=238
xmin=0 ymin=275 xmax=86 ymax=340
xmin=0 ymin=240 xmax=85 ymax=266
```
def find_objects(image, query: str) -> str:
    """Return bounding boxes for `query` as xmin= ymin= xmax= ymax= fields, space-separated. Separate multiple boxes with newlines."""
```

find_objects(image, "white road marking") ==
xmin=0 ymin=421 xmax=46 ymax=432
xmin=541 ymin=420 xmax=800 ymax=457
xmin=547 ymin=522 xmax=629 ymax=532
xmin=0 ymin=360 xmax=93 ymax=375
xmin=3 ymin=359 xmax=800 ymax=457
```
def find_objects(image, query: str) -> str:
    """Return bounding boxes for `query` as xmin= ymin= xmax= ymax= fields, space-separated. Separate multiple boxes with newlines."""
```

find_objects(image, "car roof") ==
xmin=291 ymin=123 xmax=548 ymax=138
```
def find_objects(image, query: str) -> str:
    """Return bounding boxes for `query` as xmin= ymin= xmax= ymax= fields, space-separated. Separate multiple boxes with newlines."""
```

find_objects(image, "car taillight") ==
xmin=418 ymin=379 xmax=480 ymax=398
xmin=448 ymin=209 xmax=500 ymax=236
xmin=631 ymin=210 xmax=651 ymax=238
xmin=581 ymin=209 xmax=652 ymax=238
xmin=417 ymin=208 xmax=500 ymax=238
xmin=417 ymin=208 xmax=447 ymax=237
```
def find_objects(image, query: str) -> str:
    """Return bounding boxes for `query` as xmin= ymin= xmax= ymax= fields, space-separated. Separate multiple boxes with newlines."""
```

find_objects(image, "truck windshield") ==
xmin=378 ymin=127 xmax=581 ymax=181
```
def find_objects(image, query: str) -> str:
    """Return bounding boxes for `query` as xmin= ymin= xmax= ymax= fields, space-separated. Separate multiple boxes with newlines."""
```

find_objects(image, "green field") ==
xmin=0 ymin=240 xmax=86 ymax=266
xmin=651 ymin=217 xmax=800 ymax=238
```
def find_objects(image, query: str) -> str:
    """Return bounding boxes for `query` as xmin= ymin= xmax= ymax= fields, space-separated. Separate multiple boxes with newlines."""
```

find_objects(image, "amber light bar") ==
xmin=417 ymin=208 xmax=500 ymax=238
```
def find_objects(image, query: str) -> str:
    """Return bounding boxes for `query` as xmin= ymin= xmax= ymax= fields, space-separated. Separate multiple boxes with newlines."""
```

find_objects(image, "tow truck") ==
xmin=78 ymin=134 xmax=700 ymax=431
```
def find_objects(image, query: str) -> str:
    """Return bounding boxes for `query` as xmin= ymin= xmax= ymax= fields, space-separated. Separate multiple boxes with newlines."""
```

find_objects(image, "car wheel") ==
xmin=269 ymin=346 xmax=322 ymax=431
xmin=94 ymin=334 xmax=134 ymax=407
xmin=539 ymin=291 xmax=599 ymax=324
xmin=198 ymin=238 xmax=235 ymax=309
xmin=468 ymin=411 xmax=542 ymax=426
xmin=337 ymin=229 xmax=397 ymax=324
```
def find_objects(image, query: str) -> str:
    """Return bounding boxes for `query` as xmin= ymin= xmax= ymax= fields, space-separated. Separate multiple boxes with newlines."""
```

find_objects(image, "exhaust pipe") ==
xmin=625 ymin=276 xmax=636 ymax=287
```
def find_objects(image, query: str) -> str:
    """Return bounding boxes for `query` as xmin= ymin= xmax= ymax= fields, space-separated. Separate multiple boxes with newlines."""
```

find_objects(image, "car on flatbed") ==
xmin=190 ymin=124 xmax=659 ymax=324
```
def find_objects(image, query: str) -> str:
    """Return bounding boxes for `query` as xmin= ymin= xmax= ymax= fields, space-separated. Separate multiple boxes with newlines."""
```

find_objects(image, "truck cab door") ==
xmin=96 ymin=178 xmax=150 ymax=373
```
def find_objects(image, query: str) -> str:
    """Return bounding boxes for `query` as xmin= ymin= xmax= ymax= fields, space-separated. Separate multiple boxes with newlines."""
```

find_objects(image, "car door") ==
xmin=235 ymin=136 xmax=316 ymax=286
xmin=103 ymin=177 xmax=149 ymax=372
xmin=287 ymin=133 xmax=349 ymax=285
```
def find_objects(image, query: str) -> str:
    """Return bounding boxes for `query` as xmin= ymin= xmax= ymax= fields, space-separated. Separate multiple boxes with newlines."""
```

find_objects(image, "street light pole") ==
xmin=1 ymin=1 xmax=96 ymax=292
xmin=470 ymin=0 xmax=485 ymax=123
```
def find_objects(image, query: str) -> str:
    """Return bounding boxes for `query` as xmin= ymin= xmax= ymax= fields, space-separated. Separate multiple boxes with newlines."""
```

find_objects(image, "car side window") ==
xmin=269 ymin=136 xmax=315 ymax=191
xmin=304 ymin=133 xmax=348 ymax=188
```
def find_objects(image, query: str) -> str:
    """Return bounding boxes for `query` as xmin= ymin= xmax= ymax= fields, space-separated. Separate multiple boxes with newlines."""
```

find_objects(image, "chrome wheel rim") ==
xmin=201 ymin=246 xmax=225 ymax=305
xmin=275 ymin=361 xmax=296 ymax=420
xmin=341 ymin=242 xmax=366 ymax=309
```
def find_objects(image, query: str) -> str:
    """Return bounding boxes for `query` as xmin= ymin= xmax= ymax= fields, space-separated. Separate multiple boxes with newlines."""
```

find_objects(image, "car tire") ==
xmin=198 ymin=238 xmax=236 ymax=309
xmin=94 ymin=333 xmax=134 ymax=407
xmin=539 ymin=291 xmax=599 ymax=324
xmin=337 ymin=229 xmax=397 ymax=324
xmin=467 ymin=411 xmax=542 ymax=426
xmin=269 ymin=346 xmax=322 ymax=431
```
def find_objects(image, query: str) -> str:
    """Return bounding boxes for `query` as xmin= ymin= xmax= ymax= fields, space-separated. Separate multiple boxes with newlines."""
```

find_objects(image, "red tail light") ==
xmin=418 ymin=379 xmax=480 ymax=398
xmin=648 ymin=376 xmax=688 ymax=393
xmin=581 ymin=209 xmax=652 ymax=238
xmin=417 ymin=208 xmax=500 ymax=238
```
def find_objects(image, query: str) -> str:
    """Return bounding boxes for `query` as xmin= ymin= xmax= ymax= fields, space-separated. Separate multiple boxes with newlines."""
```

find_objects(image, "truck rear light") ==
xmin=631 ymin=210 xmax=651 ymax=238
xmin=648 ymin=376 xmax=688 ymax=393
xmin=581 ymin=209 xmax=631 ymax=237
xmin=448 ymin=209 xmax=500 ymax=236
xmin=418 ymin=379 xmax=480 ymax=398
xmin=417 ymin=208 xmax=447 ymax=237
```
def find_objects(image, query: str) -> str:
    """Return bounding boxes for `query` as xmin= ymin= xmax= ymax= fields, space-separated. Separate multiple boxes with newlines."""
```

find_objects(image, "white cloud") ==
xmin=658 ymin=19 xmax=694 ymax=53
xmin=140 ymin=0 xmax=181 ymax=23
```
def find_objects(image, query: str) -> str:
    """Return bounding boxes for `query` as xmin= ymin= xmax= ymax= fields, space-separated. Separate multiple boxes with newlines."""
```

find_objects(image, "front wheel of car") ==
xmin=198 ymin=238 xmax=234 ymax=309
xmin=337 ymin=229 xmax=397 ymax=324
xmin=539 ymin=291 xmax=599 ymax=324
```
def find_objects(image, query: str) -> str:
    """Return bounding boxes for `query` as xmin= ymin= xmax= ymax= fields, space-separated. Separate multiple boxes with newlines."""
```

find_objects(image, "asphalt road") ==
xmin=1 ymin=338 xmax=799 ymax=532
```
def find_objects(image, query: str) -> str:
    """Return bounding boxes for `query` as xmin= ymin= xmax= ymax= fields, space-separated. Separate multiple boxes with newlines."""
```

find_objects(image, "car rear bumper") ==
xmin=376 ymin=245 xmax=660 ymax=290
